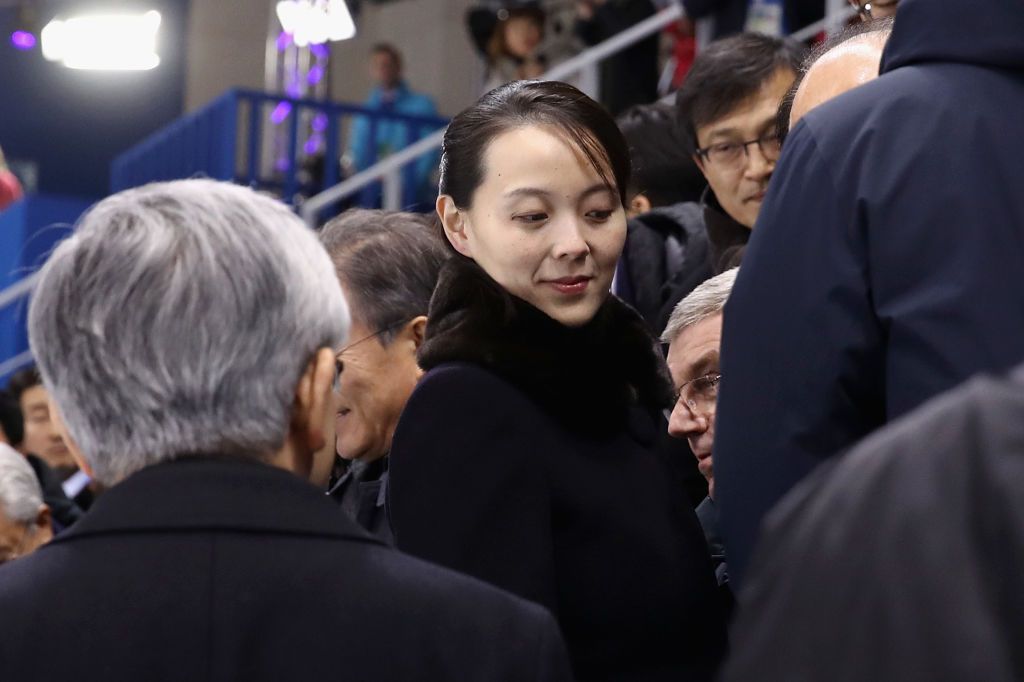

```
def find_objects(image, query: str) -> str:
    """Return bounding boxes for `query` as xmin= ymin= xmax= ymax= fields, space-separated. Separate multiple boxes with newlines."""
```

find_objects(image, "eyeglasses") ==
xmin=673 ymin=372 xmax=722 ymax=417
xmin=696 ymin=133 xmax=781 ymax=170
xmin=333 ymin=319 xmax=409 ymax=390
xmin=850 ymin=0 xmax=899 ymax=19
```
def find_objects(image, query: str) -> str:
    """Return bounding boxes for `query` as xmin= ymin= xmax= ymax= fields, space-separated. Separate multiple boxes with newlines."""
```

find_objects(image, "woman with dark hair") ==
xmin=387 ymin=80 xmax=727 ymax=681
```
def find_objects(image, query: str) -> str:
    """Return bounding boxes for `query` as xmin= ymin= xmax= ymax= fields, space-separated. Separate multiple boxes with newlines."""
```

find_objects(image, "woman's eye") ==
xmin=514 ymin=213 xmax=548 ymax=224
xmin=586 ymin=209 xmax=614 ymax=221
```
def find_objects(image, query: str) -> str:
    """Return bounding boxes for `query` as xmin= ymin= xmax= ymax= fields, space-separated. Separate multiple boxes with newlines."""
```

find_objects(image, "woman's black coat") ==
xmin=388 ymin=259 xmax=727 ymax=681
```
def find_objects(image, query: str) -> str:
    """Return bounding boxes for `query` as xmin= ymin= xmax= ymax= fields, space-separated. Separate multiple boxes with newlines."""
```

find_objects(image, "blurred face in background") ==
xmin=370 ymin=49 xmax=402 ymax=89
xmin=439 ymin=124 xmax=627 ymax=328
xmin=334 ymin=312 xmax=424 ymax=463
xmin=504 ymin=15 xmax=543 ymax=58
xmin=18 ymin=385 xmax=75 ymax=478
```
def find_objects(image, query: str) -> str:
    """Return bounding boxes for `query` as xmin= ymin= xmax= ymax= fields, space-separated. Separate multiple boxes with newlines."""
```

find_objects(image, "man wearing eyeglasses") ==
xmin=662 ymin=268 xmax=737 ymax=591
xmin=653 ymin=33 xmax=802 ymax=333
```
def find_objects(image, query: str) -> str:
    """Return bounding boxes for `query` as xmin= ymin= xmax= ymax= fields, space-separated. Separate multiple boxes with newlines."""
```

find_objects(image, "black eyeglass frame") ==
xmin=694 ymin=133 xmax=782 ymax=168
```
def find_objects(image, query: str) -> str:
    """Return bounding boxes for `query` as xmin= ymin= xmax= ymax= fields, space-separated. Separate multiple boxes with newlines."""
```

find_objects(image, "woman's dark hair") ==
xmin=439 ymin=80 xmax=631 ymax=211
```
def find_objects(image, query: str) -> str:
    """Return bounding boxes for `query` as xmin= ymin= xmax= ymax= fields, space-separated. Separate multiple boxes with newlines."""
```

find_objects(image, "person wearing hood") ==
xmin=715 ymin=0 xmax=1024 ymax=588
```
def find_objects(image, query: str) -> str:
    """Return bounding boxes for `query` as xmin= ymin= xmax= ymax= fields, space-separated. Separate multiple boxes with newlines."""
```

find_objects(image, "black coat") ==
xmin=723 ymin=366 xmax=1024 ymax=681
xmin=388 ymin=259 xmax=727 ymax=681
xmin=714 ymin=0 xmax=1024 ymax=587
xmin=681 ymin=0 xmax=824 ymax=40
xmin=0 ymin=456 xmax=572 ymax=681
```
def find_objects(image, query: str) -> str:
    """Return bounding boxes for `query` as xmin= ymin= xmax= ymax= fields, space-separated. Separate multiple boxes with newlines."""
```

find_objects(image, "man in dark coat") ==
xmin=0 ymin=178 xmax=572 ymax=682
xmin=715 ymin=0 xmax=1024 ymax=587
xmin=682 ymin=0 xmax=824 ymax=40
xmin=722 ymin=365 xmax=1024 ymax=681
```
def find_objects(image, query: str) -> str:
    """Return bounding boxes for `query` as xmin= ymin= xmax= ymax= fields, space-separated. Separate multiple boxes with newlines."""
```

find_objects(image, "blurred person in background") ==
xmin=0 ymin=389 xmax=83 ymax=530
xmin=0 ymin=178 xmax=572 ymax=681
xmin=849 ymin=0 xmax=898 ymax=20
xmin=0 ymin=146 xmax=23 ymax=212
xmin=0 ymin=443 xmax=52 ymax=566
xmin=471 ymin=2 xmax=548 ymax=92
xmin=681 ymin=0 xmax=824 ymax=40
xmin=319 ymin=210 xmax=449 ymax=542
xmin=715 ymin=0 xmax=1024 ymax=588
xmin=7 ymin=368 xmax=76 ymax=480
xmin=388 ymin=80 xmax=727 ymax=681
xmin=575 ymin=0 xmax=660 ymax=116
xmin=348 ymin=43 xmax=440 ymax=209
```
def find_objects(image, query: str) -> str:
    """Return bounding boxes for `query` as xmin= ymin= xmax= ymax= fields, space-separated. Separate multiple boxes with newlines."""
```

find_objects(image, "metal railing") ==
xmin=112 ymin=88 xmax=449 ymax=210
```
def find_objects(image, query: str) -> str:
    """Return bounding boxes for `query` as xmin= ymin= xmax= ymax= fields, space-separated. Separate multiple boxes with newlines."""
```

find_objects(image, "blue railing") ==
xmin=111 ymin=88 xmax=448 ymax=215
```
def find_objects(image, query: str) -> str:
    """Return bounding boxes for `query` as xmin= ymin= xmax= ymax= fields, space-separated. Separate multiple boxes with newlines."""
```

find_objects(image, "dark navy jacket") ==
xmin=714 ymin=0 xmax=1024 ymax=587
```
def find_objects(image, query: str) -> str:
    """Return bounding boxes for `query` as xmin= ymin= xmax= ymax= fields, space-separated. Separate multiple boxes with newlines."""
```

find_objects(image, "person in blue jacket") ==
xmin=714 ymin=0 xmax=1024 ymax=588
xmin=681 ymin=0 xmax=824 ymax=40
xmin=348 ymin=43 xmax=441 ymax=209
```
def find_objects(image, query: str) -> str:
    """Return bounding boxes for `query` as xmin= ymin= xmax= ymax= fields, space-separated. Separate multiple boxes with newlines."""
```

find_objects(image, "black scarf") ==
xmin=418 ymin=258 xmax=674 ymax=435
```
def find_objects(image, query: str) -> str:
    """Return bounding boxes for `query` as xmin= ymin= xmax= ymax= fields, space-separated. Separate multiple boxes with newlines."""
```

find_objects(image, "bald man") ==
xmin=777 ymin=19 xmax=892 ymax=141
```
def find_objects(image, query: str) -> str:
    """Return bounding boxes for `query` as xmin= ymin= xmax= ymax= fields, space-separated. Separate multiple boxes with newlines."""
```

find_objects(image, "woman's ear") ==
xmin=437 ymin=195 xmax=473 ymax=258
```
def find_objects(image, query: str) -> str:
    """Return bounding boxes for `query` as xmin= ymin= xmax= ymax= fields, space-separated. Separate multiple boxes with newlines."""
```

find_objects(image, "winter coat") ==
xmin=723 ymin=366 xmax=1024 ymax=681
xmin=0 ymin=456 xmax=573 ymax=681
xmin=714 ymin=0 xmax=1024 ymax=587
xmin=388 ymin=257 xmax=728 ymax=681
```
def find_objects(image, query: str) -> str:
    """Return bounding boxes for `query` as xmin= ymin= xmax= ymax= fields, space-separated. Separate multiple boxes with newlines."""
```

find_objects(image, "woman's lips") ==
xmin=546 ymin=276 xmax=591 ymax=295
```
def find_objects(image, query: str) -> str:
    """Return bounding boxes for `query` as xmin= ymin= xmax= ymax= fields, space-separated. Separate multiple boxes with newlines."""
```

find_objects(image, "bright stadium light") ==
xmin=41 ymin=10 xmax=161 ymax=71
xmin=276 ymin=0 xmax=355 ymax=47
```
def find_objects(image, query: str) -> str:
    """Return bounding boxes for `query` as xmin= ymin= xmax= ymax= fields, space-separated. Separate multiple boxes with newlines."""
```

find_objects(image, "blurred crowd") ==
xmin=3 ymin=0 xmax=1024 ymax=680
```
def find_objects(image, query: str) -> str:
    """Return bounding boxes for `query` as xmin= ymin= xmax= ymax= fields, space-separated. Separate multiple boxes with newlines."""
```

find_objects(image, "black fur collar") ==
xmin=419 ymin=258 xmax=674 ymax=434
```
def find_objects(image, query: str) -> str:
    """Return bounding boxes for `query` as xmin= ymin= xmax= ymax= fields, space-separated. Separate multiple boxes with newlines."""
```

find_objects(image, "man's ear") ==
xmin=292 ymin=347 xmax=337 ymax=456
xmin=693 ymin=152 xmax=708 ymax=179
xmin=628 ymin=193 xmax=652 ymax=217
xmin=437 ymin=195 xmax=473 ymax=258
xmin=46 ymin=397 xmax=94 ymax=480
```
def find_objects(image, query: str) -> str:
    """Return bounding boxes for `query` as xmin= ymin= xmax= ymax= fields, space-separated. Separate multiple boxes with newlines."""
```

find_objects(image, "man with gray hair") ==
xmin=0 ymin=179 xmax=571 ymax=681
xmin=662 ymin=268 xmax=738 ymax=589
xmin=0 ymin=443 xmax=51 ymax=566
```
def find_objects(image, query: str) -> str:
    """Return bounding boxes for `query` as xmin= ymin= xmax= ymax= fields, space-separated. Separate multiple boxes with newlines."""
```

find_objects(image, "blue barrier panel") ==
xmin=0 ymin=193 xmax=95 ymax=384
xmin=111 ymin=88 xmax=448 ymax=214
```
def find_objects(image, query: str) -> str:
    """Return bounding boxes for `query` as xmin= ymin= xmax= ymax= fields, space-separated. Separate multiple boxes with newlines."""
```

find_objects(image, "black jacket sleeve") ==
xmin=387 ymin=364 xmax=559 ymax=611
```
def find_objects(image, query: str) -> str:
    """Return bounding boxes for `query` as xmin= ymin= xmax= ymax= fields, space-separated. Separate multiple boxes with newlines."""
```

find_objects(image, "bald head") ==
xmin=790 ymin=32 xmax=887 ymax=128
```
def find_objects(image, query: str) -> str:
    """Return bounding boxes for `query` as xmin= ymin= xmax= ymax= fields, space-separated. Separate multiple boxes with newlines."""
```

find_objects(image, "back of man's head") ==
xmin=617 ymin=103 xmax=704 ymax=209
xmin=28 ymin=179 xmax=349 ymax=486
xmin=0 ymin=390 xmax=23 ymax=447
xmin=676 ymin=32 xmax=805 ymax=151
xmin=778 ymin=18 xmax=894 ymax=141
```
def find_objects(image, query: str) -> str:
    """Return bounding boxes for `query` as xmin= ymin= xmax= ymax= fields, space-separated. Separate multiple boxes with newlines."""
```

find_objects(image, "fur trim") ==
xmin=419 ymin=258 xmax=675 ymax=433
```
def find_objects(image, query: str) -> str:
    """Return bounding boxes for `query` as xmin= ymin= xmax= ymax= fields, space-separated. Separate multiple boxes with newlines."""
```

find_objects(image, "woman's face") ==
xmin=504 ymin=16 xmax=542 ymax=58
xmin=441 ymin=125 xmax=626 ymax=327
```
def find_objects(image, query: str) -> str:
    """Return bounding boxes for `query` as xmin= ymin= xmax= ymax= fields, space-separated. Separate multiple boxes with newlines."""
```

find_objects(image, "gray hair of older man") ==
xmin=0 ymin=444 xmax=44 ymax=524
xmin=661 ymin=268 xmax=739 ymax=344
xmin=320 ymin=209 xmax=449 ymax=344
xmin=28 ymin=179 xmax=349 ymax=485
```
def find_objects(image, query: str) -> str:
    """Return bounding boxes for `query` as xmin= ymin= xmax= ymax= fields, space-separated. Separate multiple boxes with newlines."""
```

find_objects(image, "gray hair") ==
xmin=320 ymin=209 xmax=449 ymax=344
xmin=661 ymin=268 xmax=738 ymax=344
xmin=0 ymin=444 xmax=44 ymax=524
xmin=28 ymin=179 xmax=349 ymax=485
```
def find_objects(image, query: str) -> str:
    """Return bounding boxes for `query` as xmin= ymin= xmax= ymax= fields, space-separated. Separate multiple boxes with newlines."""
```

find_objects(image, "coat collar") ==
xmin=55 ymin=456 xmax=380 ymax=546
xmin=419 ymin=258 xmax=674 ymax=433
xmin=701 ymin=187 xmax=750 ymax=273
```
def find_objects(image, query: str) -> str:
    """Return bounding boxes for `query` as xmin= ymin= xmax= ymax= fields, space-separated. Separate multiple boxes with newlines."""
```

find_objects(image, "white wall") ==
xmin=185 ymin=0 xmax=482 ymax=116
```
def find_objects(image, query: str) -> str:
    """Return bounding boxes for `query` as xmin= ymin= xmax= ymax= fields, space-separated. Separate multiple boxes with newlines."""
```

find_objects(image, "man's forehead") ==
xmin=697 ymin=69 xmax=794 ymax=143
xmin=667 ymin=315 xmax=724 ymax=376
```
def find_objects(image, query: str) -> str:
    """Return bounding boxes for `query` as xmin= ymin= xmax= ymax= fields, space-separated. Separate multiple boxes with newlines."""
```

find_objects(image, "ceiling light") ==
xmin=41 ymin=10 xmax=161 ymax=71
xmin=276 ymin=0 xmax=355 ymax=47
